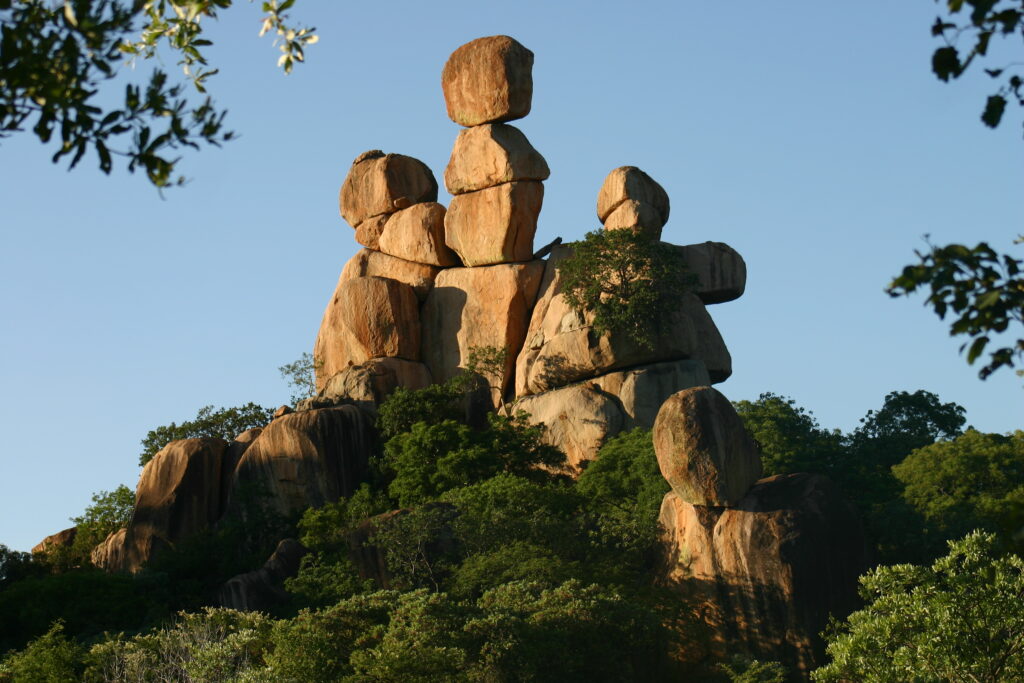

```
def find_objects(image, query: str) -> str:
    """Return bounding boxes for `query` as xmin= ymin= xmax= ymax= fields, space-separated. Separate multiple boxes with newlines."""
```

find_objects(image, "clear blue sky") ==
xmin=1 ymin=2 xmax=1020 ymax=552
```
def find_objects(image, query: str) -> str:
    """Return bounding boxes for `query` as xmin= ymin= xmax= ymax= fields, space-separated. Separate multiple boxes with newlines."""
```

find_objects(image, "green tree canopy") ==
xmin=138 ymin=402 xmax=273 ymax=466
xmin=733 ymin=393 xmax=843 ymax=477
xmin=1 ymin=0 xmax=316 ymax=187
xmin=814 ymin=531 xmax=1024 ymax=682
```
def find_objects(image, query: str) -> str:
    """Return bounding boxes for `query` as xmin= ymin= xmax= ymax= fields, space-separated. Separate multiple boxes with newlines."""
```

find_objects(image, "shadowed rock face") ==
xmin=218 ymin=538 xmax=308 ymax=612
xmin=659 ymin=474 xmax=868 ymax=677
xmin=93 ymin=437 xmax=231 ymax=573
xmin=32 ymin=527 xmax=77 ymax=555
xmin=513 ymin=359 xmax=711 ymax=472
xmin=227 ymin=406 xmax=374 ymax=519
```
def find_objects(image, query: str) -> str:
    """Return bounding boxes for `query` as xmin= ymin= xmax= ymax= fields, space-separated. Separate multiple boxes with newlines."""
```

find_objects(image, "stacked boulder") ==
xmin=419 ymin=35 xmax=550 ymax=403
xmin=654 ymin=386 xmax=867 ymax=675
xmin=512 ymin=169 xmax=745 ymax=470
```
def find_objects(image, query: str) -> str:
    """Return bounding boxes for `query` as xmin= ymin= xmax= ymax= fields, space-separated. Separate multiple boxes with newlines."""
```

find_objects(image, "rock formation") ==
xmin=73 ymin=41 xmax=865 ymax=680
xmin=654 ymin=390 xmax=867 ymax=676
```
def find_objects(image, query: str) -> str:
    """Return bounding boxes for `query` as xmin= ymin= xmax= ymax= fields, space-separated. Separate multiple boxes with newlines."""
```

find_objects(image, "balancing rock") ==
xmin=340 ymin=150 xmax=438 ymax=228
xmin=442 ymin=35 xmax=534 ymax=127
xmin=445 ymin=180 xmax=544 ymax=266
xmin=597 ymin=166 xmax=670 ymax=230
xmin=445 ymin=123 xmax=549 ymax=195
xmin=653 ymin=386 xmax=762 ymax=507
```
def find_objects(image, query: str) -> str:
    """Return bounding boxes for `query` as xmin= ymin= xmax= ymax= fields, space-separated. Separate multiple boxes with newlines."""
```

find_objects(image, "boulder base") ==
xmin=339 ymin=248 xmax=441 ymax=301
xmin=445 ymin=181 xmax=544 ymax=266
xmin=653 ymin=386 xmax=762 ymax=507
xmin=441 ymin=35 xmax=534 ymax=127
xmin=659 ymin=475 xmax=868 ymax=675
xmin=313 ymin=276 xmax=421 ymax=388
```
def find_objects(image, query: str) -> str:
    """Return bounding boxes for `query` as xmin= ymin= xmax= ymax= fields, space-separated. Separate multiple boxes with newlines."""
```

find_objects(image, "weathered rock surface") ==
xmin=603 ymin=199 xmax=665 ymax=239
xmin=659 ymin=474 xmax=868 ymax=675
xmin=32 ymin=527 xmax=77 ymax=555
xmin=514 ymin=359 xmax=711 ymax=471
xmin=318 ymin=358 xmax=433 ymax=414
xmin=654 ymin=386 xmax=762 ymax=507
xmin=95 ymin=437 xmax=230 ymax=572
xmin=444 ymin=123 xmax=549 ymax=195
xmin=445 ymin=181 xmax=543 ymax=266
xmin=227 ymin=406 xmax=374 ymax=519
xmin=597 ymin=166 xmax=669 ymax=226
xmin=339 ymin=248 xmax=441 ymax=301
xmin=91 ymin=528 xmax=127 ymax=571
xmin=220 ymin=428 xmax=263 ymax=517
xmin=515 ymin=245 xmax=731 ymax=396
xmin=676 ymin=241 xmax=747 ymax=305
xmin=218 ymin=539 xmax=308 ymax=612
xmin=314 ymin=276 xmax=421 ymax=389
xmin=339 ymin=151 xmax=438 ymax=228
xmin=378 ymin=202 xmax=460 ymax=267
xmin=355 ymin=214 xmax=389 ymax=250
xmin=421 ymin=262 xmax=544 ymax=401
xmin=441 ymin=35 xmax=533 ymax=127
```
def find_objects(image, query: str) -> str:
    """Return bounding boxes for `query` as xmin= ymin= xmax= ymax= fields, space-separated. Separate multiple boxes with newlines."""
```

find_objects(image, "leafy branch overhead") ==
xmin=0 ymin=0 xmax=315 ymax=187
xmin=887 ymin=236 xmax=1024 ymax=379
xmin=557 ymin=229 xmax=695 ymax=350
xmin=930 ymin=0 xmax=1024 ymax=131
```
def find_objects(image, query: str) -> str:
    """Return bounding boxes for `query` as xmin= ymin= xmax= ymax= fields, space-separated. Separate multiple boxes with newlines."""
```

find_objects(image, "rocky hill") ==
xmin=36 ymin=35 xmax=866 ymax=678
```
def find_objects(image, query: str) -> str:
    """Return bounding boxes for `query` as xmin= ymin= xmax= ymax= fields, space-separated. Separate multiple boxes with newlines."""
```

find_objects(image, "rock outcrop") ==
xmin=378 ymin=203 xmax=460 ymax=267
xmin=339 ymin=248 xmax=440 ymax=302
xmin=597 ymin=166 xmax=670 ymax=238
xmin=32 ymin=527 xmax=77 ymax=555
xmin=441 ymin=35 xmax=533 ymax=127
xmin=445 ymin=181 xmax=545 ymax=266
xmin=444 ymin=123 xmax=549 ymax=194
xmin=218 ymin=538 xmax=308 ymax=612
xmin=227 ymin=406 xmax=374 ymax=519
xmin=316 ymin=358 xmax=433 ymax=415
xmin=659 ymin=474 xmax=868 ymax=675
xmin=94 ymin=437 xmax=230 ymax=572
xmin=654 ymin=386 xmax=763 ymax=507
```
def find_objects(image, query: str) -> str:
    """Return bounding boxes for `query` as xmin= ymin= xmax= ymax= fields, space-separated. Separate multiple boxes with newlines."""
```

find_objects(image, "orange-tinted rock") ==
xmin=355 ymin=214 xmax=389 ymax=250
xmin=421 ymin=262 xmax=544 ymax=402
xmin=378 ymin=203 xmax=460 ymax=267
xmin=339 ymin=248 xmax=441 ymax=301
xmin=444 ymin=123 xmax=549 ymax=195
xmin=218 ymin=539 xmax=308 ymax=612
xmin=441 ymin=36 xmax=534 ymax=127
xmin=514 ymin=359 xmax=711 ymax=471
xmin=32 ymin=527 xmax=77 ymax=555
xmin=596 ymin=166 xmax=669 ymax=226
xmin=91 ymin=528 xmax=127 ymax=571
xmin=319 ymin=358 xmax=432 ymax=414
xmin=675 ymin=241 xmax=747 ymax=305
xmin=659 ymin=475 xmax=868 ymax=675
xmin=273 ymin=405 xmax=293 ymax=419
xmin=339 ymin=151 xmax=438 ymax=228
xmin=515 ymin=245 xmax=731 ymax=396
xmin=97 ymin=437 xmax=230 ymax=572
xmin=227 ymin=407 xmax=374 ymax=518
xmin=603 ymin=199 xmax=664 ymax=239
xmin=445 ymin=181 xmax=543 ymax=266
xmin=313 ymin=276 xmax=421 ymax=389
xmin=654 ymin=386 xmax=762 ymax=507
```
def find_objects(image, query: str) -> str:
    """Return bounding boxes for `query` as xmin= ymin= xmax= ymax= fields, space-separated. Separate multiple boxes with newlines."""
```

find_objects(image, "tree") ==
xmin=50 ymin=484 xmax=134 ymax=569
xmin=138 ymin=402 xmax=273 ymax=465
xmin=733 ymin=393 xmax=843 ymax=477
xmin=888 ymin=237 xmax=1024 ymax=380
xmin=814 ymin=531 xmax=1024 ymax=682
xmin=279 ymin=352 xmax=319 ymax=405
xmin=557 ymin=229 xmax=695 ymax=349
xmin=893 ymin=429 xmax=1024 ymax=552
xmin=928 ymin=0 xmax=1024 ymax=133
xmin=1 ymin=0 xmax=316 ymax=187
